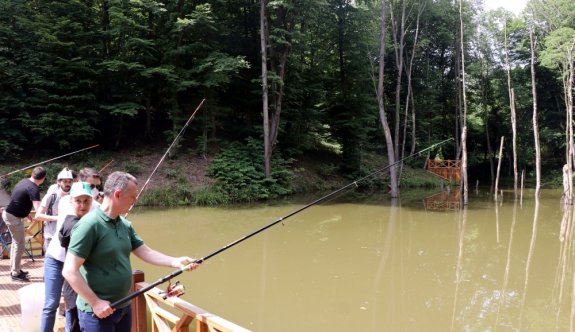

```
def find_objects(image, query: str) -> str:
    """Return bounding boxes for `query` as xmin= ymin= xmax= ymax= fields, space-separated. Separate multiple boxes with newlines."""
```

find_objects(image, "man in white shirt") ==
xmin=35 ymin=167 xmax=73 ymax=252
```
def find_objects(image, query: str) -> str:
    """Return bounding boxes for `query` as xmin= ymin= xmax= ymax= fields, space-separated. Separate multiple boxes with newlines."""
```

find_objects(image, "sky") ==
xmin=484 ymin=0 xmax=528 ymax=15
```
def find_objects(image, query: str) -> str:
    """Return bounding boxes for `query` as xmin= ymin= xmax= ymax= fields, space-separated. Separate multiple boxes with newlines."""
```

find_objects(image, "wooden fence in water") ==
xmin=426 ymin=160 xmax=461 ymax=182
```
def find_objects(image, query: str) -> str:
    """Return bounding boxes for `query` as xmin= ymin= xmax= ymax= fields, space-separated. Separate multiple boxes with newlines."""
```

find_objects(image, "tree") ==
xmin=540 ymin=27 xmax=575 ymax=203
xmin=377 ymin=0 xmax=399 ymax=197
xmin=458 ymin=0 xmax=468 ymax=205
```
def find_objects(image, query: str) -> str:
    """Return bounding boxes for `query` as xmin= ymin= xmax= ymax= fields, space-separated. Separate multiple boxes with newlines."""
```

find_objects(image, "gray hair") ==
xmin=103 ymin=171 xmax=137 ymax=197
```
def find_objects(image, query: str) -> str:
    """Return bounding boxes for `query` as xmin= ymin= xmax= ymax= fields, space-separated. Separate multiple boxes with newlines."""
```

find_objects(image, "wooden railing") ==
xmin=131 ymin=271 xmax=251 ymax=332
xmin=426 ymin=159 xmax=461 ymax=182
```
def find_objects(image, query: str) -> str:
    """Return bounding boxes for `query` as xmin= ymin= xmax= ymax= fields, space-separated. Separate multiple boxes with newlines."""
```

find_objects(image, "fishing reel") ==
xmin=161 ymin=280 xmax=185 ymax=300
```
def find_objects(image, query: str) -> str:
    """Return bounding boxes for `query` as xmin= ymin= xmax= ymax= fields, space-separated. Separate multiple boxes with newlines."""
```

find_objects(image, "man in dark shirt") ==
xmin=2 ymin=166 xmax=46 ymax=281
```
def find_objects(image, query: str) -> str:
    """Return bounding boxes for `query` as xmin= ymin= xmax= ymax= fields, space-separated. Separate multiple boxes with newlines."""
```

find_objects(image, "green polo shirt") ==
xmin=68 ymin=207 xmax=144 ymax=312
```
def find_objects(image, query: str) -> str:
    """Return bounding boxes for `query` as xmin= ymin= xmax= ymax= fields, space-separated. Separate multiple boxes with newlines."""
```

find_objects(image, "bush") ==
xmin=121 ymin=161 xmax=142 ymax=175
xmin=207 ymin=138 xmax=294 ymax=202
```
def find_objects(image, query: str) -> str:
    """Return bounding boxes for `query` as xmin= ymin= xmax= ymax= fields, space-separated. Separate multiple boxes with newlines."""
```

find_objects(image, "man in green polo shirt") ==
xmin=62 ymin=171 xmax=200 ymax=331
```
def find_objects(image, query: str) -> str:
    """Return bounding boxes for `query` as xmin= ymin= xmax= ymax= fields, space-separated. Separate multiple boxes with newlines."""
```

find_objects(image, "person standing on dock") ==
xmin=1 ymin=166 xmax=46 ymax=282
xmin=63 ymin=171 xmax=199 ymax=331
xmin=40 ymin=181 xmax=95 ymax=332
xmin=35 ymin=167 xmax=74 ymax=252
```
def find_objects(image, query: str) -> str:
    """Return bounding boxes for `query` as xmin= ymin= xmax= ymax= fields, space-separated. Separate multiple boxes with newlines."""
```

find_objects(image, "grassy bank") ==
xmin=0 ymin=145 xmax=447 ymax=207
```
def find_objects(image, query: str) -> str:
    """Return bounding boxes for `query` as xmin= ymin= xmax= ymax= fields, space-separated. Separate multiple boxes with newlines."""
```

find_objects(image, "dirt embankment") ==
xmin=0 ymin=144 xmax=214 ymax=202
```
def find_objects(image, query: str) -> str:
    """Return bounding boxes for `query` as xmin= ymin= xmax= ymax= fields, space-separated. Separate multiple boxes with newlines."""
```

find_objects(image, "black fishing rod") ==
xmin=111 ymin=138 xmax=453 ymax=308
xmin=126 ymin=99 xmax=206 ymax=214
xmin=0 ymin=144 xmax=100 ymax=178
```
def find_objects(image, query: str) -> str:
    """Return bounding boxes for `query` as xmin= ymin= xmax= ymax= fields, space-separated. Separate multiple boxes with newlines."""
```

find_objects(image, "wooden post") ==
xmin=132 ymin=270 xmax=147 ymax=332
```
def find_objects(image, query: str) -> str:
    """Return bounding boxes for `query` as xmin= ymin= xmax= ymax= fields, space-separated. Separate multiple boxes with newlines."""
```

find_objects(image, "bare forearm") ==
xmin=133 ymin=245 xmax=196 ymax=269
xmin=34 ymin=211 xmax=57 ymax=222
xmin=134 ymin=245 xmax=176 ymax=267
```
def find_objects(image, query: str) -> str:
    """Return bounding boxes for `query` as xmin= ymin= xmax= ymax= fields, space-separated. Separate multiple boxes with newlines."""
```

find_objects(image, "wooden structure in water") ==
xmin=425 ymin=159 xmax=461 ymax=182
xmin=423 ymin=190 xmax=461 ymax=210
xmin=423 ymin=159 xmax=462 ymax=210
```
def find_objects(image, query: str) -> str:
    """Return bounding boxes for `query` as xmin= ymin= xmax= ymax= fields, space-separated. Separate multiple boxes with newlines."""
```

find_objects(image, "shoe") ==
xmin=11 ymin=271 xmax=30 ymax=282
xmin=19 ymin=269 xmax=29 ymax=276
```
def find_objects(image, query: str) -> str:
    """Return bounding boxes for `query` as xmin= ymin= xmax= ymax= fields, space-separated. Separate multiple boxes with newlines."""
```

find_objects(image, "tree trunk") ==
xmin=504 ymin=24 xmax=518 ymax=197
xmin=260 ymin=0 xmax=271 ymax=178
xmin=458 ymin=0 xmax=468 ymax=205
xmin=389 ymin=0 xmax=406 ymax=159
xmin=565 ymin=41 xmax=575 ymax=204
xmin=481 ymin=58 xmax=495 ymax=191
xmin=400 ymin=1 xmax=423 ymax=174
xmin=530 ymin=28 xmax=541 ymax=198
xmin=377 ymin=0 xmax=399 ymax=197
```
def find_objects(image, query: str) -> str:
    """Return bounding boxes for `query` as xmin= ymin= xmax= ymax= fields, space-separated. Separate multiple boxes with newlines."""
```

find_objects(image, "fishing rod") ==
xmin=111 ymin=138 xmax=453 ymax=308
xmin=98 ymin=159 xmax=114 ymax=173
xmin=127 ymin=99 xmax=206 ymax=214
xmin=0 ymin=144 xmax=100 ymax=178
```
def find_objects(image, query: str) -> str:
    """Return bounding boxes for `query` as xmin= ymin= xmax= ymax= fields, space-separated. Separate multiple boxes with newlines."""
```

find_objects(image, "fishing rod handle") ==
xmin=110 ymin=268 xmax=185 ymax=308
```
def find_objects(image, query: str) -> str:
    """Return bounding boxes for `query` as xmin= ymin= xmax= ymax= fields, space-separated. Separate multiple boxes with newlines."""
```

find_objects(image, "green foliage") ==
xmin=164 ymin=168 xmax=178 ymax=179
xmin=191 ymin=186 xmax=229 ymax=206
xmin=207 ymin=138 xmax=294 ymax=202
xmin=121 ymin=161 xmax=142 ymax=176
xmin=0 ymin=0 xmax=571 ymax=183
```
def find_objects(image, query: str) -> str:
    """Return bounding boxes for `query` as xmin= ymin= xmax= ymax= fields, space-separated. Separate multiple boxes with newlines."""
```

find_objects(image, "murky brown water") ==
xmin=129 ymin=188 xmax=575 ymax=331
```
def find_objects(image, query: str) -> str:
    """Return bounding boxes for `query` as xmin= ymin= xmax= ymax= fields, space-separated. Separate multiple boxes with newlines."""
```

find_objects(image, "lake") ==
xmin=129 ymin=188 xmax=573 ymax=331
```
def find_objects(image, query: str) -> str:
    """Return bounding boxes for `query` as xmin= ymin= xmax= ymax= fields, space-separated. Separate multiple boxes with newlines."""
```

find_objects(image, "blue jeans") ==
xmin=78 ymin=304 xmax=132 ymax=332
xmin=40 ymin=255 xmax=65 ymax=332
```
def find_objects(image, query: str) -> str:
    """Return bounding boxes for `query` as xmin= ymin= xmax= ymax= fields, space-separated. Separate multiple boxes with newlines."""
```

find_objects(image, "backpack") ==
xmin=46 ymin=193 xmax=57 ymax=216
xmin=59 ymin=215 xmax=80 ymax=249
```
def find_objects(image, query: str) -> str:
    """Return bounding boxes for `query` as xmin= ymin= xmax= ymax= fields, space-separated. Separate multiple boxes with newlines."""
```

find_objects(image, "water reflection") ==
xmin=518 ymin=197 xmax=538 ymax=330
xmin=129 ymin=189 xmax=572 ymax=331
xmin=423 ymin=189 xmax=461 ymax=210
xmin=554 ymin=201 xmax=575 ymax=330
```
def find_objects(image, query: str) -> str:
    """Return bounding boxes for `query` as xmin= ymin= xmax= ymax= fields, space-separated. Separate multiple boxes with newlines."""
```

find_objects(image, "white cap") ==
xmin=70 ymin=182 xmax=93 ymax=198
xmin=57 ymin=168 xmax=74 ymax=180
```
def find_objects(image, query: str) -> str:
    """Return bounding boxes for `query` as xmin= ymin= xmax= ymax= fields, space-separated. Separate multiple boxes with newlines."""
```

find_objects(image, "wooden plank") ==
xmin=0 ymin=256 xmax=65 ymax=332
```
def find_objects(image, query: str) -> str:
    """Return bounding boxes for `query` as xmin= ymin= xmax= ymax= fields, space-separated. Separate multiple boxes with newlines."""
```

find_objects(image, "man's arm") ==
xmin=132 ymin=244 xmax=198 ymax=270
xmin=34 ymin=204 xmax=56 ymax=222
xmin=62 ymin=252 xmax=114 ymax=318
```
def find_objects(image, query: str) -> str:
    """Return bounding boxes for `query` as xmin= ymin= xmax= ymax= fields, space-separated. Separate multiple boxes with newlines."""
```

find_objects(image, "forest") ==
xmin=0 ymin=0 xmax=574 ymax=203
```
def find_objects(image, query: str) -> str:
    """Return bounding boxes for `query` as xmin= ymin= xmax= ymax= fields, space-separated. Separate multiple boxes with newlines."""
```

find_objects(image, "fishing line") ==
xmin=111 ymin=138 xmax=453 ymax=308
xmin=126 ymin=99 xmax=206 ymax=215
xmin=0 ymin=144 xmax=100 ymax=178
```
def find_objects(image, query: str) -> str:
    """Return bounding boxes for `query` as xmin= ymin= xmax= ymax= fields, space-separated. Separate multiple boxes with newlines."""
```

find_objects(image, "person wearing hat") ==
xmin=40 ymin=181 xmax=94 ymax=332
xmin=35 ymin=167 xmax=74 ymax=252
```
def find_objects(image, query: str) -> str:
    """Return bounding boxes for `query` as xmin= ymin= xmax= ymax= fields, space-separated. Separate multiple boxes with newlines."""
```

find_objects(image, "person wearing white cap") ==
xmin=35 ymin=167 xmax=74 ymax=252
xmin=40 ymin=181 xmax=94 ymax=332
xmin=63 ymin=172 xmax=200 ymax=331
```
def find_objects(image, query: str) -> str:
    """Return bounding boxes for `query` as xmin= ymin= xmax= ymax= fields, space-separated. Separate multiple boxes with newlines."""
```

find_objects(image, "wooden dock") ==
xmin=426 ymin=159 xmax=461 ymax=182
xmin=0 ymin=255 xmax=65 ymax=332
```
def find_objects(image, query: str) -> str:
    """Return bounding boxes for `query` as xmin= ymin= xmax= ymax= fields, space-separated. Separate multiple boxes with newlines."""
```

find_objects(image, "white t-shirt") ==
xmin=45 ymin=195 xmax=98 ymax=262
xmin=40 ymin=184 xmax=63 ymax=239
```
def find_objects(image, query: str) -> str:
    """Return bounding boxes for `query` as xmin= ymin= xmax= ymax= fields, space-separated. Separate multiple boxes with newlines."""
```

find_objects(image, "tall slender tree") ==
xmin=377 ymin=0 xmax=399 ymax=197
